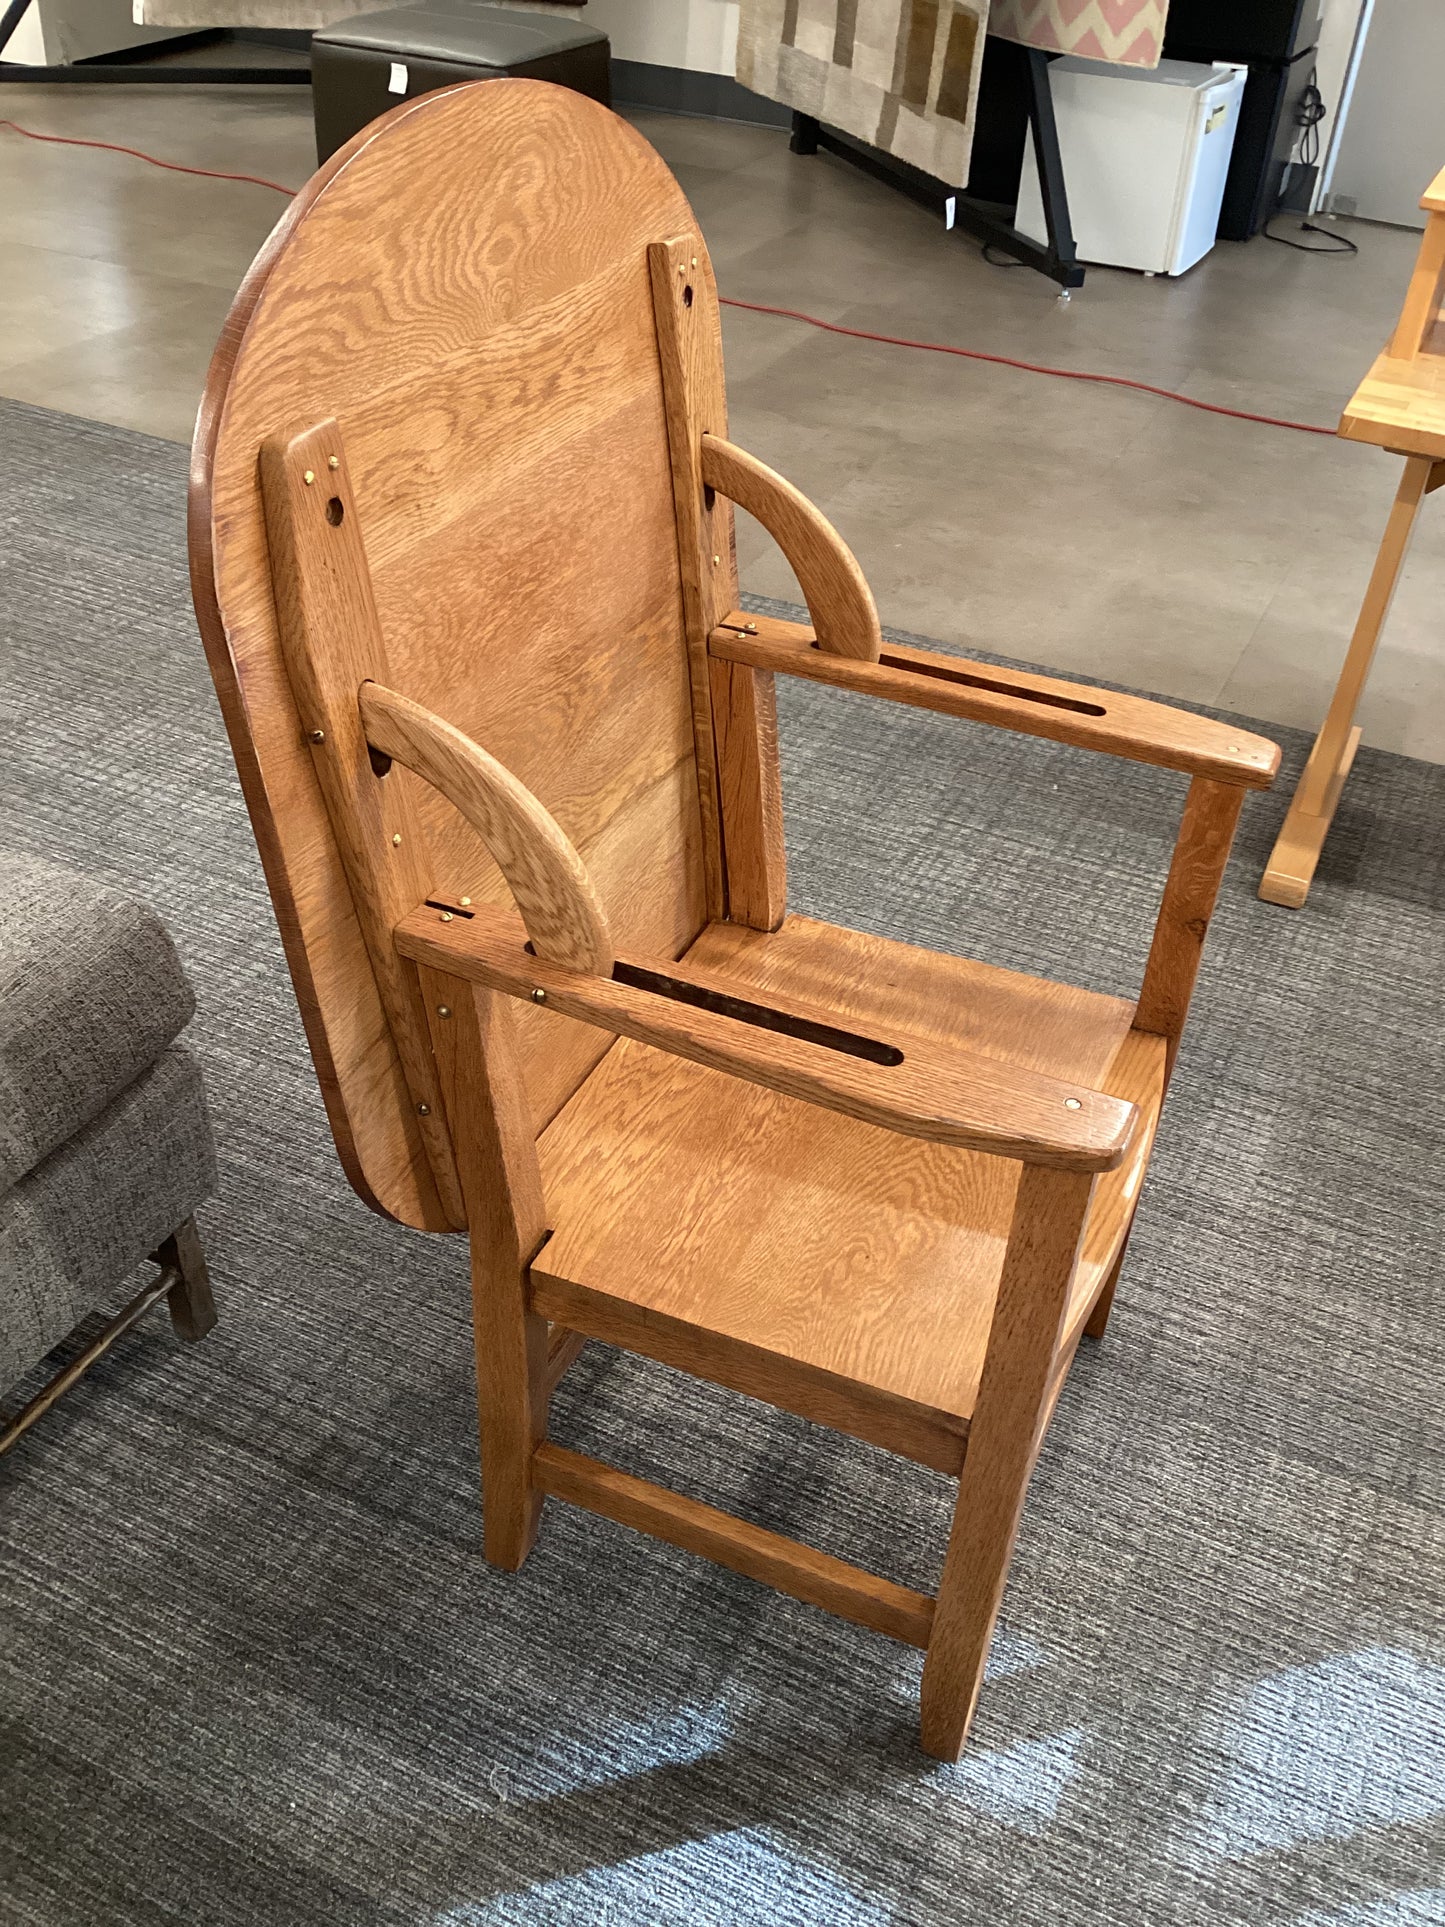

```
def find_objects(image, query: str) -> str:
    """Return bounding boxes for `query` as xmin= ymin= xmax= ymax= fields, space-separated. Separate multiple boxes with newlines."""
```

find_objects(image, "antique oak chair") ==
xmin=191 ymin=81 xmax=1279 ymax=1759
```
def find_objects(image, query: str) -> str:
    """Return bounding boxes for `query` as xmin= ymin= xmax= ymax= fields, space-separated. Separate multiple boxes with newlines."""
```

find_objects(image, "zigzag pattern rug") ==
xmin=990 ymin=0 xmax=1168 ymax=67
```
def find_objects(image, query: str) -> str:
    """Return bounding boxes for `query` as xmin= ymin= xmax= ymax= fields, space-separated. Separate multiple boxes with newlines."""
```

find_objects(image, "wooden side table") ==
xmin=1260 ymin=165 xmax=1445 ymax=908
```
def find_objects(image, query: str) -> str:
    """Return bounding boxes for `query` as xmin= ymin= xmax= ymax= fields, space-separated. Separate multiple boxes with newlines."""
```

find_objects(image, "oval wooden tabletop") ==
xmin=191 ymin=81 xmax=716 ymax=1231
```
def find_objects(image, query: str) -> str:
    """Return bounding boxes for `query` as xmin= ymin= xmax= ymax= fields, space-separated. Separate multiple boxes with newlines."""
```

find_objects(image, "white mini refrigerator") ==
xmin=1017 ymin=58 xmax=1247 ymax=277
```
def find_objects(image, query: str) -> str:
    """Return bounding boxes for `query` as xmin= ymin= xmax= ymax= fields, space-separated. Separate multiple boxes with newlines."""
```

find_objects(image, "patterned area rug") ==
xmin=736 ymin=0 xmax=989 ymax=187
xmin=991 ymin=0 xmax=1169 ymax=68
xmin=2 ymin=399 xmax=1443 ymax=1926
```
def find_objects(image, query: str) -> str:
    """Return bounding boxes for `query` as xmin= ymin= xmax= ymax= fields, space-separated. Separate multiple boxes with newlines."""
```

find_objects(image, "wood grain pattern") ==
xmin=190 ymin=80 xmax=1246 ymax=1758
xmin=422 ymin=965 xmax=550 ymax=1568
xmin=1136 ymin=777 xmax=1246 ymax=1070
xmin=1388 ymin=210 xmax=1445 ymax=361
xmin=710 ymin=613 xmax=1280 ymax=788
xmin=259 ymin=420 xmax=464 ymax=1229
xmin=1272 ymin=193 xmax=1445 ymax=905
xmin=1341 ymin=188 xmax=1445 ymax=456
xmin=530 ymin=1265 xmax=970 ymax=1472
xmin=700 ymin=441 xmax=882 ymax=662
xmin=920 ymin=1165 xmax=1096 ymax=1760
xmin=685 ymin=915 xmax=1139 ymax=1077
xmin=708 ymin=653 xmax=787 ymax=930
xmin=1083 ymin=1238 xmax=1128 ymax=1343
xmin=529 ymin=915 xmax=1162 ymax=1473
xmin=361 ymin=682 xmax=614 ymax=973
xmin=648 ymin=239 xmax=788 ymax=932
xmin=542 ymin=1326 xmax=588 ymax=1399
xmin=647 ymin=234 xmax=731 ymax=920
xmin=1261 ymin=454 xmax=1437 ymax=907
xmin=1063 ymin=1025 xmax=1166 ymax=1347
xmin=397 ymin=905 xmax=1140 ymax=1171
xmin=192 ymin=81 xmax=716 ymax=1225
xmin=534 ymin=1443 xmax=936 ymax=1646
xmin=1339 ymin=350 xmax=1445 ymax=459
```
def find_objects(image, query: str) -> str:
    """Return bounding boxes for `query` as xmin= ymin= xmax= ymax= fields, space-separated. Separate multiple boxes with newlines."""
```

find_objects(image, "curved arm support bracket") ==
xmin=360 ymin=682 xmax=615 ymax=976
xmin=700 ymin=434 xmax=881 ymax=662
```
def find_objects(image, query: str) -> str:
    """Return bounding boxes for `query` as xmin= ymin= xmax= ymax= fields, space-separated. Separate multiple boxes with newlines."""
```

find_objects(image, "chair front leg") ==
xmin=921 ymin=1165 xmax=1094 ymax=1760
xmin=422 ymin=967 xmax=550 ymax=1570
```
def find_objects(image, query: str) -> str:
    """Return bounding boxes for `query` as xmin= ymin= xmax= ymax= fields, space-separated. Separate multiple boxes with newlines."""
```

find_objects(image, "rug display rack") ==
xmin=787 ymin=35 xmax=1085 ymax=292
xmin=734 ymin=0 xmax=1176 ymax=289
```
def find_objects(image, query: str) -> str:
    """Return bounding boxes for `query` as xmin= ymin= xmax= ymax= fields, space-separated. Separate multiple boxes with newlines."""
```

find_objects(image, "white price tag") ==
xmin=388 ymin=61 xmax=408 ymax=94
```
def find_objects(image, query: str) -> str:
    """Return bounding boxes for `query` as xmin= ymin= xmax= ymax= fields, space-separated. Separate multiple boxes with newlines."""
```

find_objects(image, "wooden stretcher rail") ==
xmin=710 ymin=613 xmax=1280 ymax=789
xmin=533 ymin=1442 xmax=936 ymax=1646
xmin=396 ymin=905 xmax=1139 ymax=1172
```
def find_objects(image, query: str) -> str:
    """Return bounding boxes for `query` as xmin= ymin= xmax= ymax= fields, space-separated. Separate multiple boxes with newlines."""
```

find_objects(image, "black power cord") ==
xmin=1265 ymin=70 xmax=1359 ymax=255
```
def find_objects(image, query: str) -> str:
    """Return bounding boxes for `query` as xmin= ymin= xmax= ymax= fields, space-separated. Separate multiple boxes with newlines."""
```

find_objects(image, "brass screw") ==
xmin=437 ymin=1004 xmax=452 ymax=1018
xmin=1064 ymin=1098 xmax=1082 ymax=1111
xmin=303 ymin=469 xmax=315 ymax=485
xmin=712 ymin=554 xmax=721 ymax=566
xmin=677 ymin=263 xmax=686 ymax=275
xmin=417 ymin=1102 xmax=431 ymax=1116
xmin=308 ymin=728 xmax=326 ymax=744
xmin=690 ymin=256 xmax=698 ymax=268
xmin=439 ymin=911 xmax=454 ymax=923
xmin=328 ymin=455 xmax=340 ymax=470
xmin=459 ymin=896 xmax=471 ymax=907
xmin=391 ymin=833 xmax=402 ymax=846
xmin=531 ymin=987 xmax=547 ymax=1005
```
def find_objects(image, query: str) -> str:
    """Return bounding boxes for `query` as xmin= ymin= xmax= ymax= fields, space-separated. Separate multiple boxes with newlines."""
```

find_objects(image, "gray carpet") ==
xmin=2 ymin=395 xmax=1443 ymax=1927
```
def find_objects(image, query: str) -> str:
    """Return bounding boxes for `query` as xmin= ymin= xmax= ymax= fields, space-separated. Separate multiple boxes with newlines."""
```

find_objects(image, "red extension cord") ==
xmin=0 ymin=115 xmax=1337 ymax=438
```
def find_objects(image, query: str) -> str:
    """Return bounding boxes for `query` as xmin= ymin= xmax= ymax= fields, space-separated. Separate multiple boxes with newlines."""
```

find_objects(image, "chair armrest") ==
xmin=710 ymin=612 xmax=1280 ymax=789
xmin=394 ymin=904 xmax=1138 ymax=1174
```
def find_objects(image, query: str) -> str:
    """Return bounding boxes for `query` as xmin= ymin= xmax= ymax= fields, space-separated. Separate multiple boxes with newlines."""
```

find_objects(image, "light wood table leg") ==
xmin=1260 ymin=454 xmax=1439 ymax=908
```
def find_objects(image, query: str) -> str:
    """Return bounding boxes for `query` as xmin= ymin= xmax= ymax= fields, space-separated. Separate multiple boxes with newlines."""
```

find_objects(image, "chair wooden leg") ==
xmin=423 ymin=967 xmax=550 ymax=1571
xmin=155 ymin=1216 xmax=218 ymax=1343
xmin=1083 ymin=1237 xmax=1128 ymax=1342
xmin=467 ymin=1228 xmax=551 ymax=1570
xmin=1260 ymin=453 xmax=1436 ymax=908
xmin=920 ymin=1167 xmax=1094 ymax=1760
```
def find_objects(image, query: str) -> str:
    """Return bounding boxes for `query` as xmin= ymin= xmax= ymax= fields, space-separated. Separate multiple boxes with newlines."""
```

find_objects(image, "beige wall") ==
xmin=1313 ymin=0 xmax=1367 ymax=134
xmin=585 ymin=0 xmax=739 ymax=74
xmin=1325 ymin=0 xmax=1443 ymax=227
xmin=2 ymin=0 xmax=182 ymax=62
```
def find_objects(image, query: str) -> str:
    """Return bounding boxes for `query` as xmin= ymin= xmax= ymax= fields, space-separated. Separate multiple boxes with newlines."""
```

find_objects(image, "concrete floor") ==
xmin=2 ymin=83 xmax=1442 ymax=760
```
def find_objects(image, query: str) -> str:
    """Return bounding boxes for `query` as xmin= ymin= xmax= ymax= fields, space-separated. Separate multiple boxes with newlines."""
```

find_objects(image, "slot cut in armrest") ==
xmin=711 ymin=613 xmax=1279 ymax=788
xmin=396 ymin=903 xmax=1138 ymax=1173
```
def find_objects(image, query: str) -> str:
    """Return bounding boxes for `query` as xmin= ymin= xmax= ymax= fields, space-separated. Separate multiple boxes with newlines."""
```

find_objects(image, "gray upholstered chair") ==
xmin=0 ymin=853 xmax=218 ymax=1454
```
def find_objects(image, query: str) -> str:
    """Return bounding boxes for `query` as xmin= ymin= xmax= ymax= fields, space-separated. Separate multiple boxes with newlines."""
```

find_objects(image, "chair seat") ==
xmin=533 ymin=916 xmax=1166 ymax=1473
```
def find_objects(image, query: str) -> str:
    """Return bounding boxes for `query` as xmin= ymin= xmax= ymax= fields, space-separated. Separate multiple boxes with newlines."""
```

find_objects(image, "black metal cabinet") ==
xmin=1163 ymin=0 xmax=1322 ymax=240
